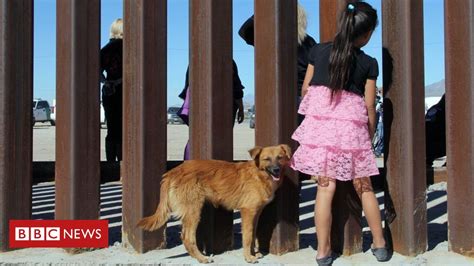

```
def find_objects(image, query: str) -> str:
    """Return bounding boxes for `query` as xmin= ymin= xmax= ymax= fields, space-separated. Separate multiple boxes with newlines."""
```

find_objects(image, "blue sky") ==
xmin=34 ymin=0 xmax=445 ymax=107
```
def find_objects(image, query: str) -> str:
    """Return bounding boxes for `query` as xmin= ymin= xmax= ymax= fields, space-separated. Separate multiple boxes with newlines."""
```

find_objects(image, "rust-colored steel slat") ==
xmin=189 ymin=0 xmax=234 ymax=254
xmin=445 ymin=0 xmax=474 ymax=257
xmin=319 ymin=0 xmax=363 ymax=256
xmin=55 ymin=1 xmax=101 ymax=221
xmin=254 ymin=0 xmax=299 ymax=255
xmin=319 ymin=0 xmax=348 ymax=42
xmin=123 ymin=0 xmax=167 ymax=253
xmin=0 ymin=0 xmax=33 ymax=252
xmin=382 ymin=0 xmax=427 ymax=256
xmin=330 ymin=182 xmax=362 ymax=255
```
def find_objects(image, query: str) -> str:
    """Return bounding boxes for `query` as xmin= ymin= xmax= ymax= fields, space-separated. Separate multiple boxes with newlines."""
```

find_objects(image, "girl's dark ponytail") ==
xmin=329 ymin=6 xmax=357 ymax=94
xmin=328 ymin=2 xmax=378 ymax=94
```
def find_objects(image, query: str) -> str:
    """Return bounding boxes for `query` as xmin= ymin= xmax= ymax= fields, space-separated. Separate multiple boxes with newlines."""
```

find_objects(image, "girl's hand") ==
xmin=302 ymin=87 xmax=309 ymax=97
xmin=365 ymin=80 xmax=377 ymax=140
xmin=301 ymin=64 xmax=314 ymax=98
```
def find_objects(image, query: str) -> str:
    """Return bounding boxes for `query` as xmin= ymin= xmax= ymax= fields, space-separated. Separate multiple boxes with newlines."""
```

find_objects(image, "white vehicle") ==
xmin=425 ymin=96 xmax=443 ymax=114
xmin=167 ymin=107 xmax=183 ymax=124
xmin=50 ymin=99 xmax=56 ymax=123
xmin=50 ymin=99 xmax=107 ymax=127
xmin=100 ymin=102 xmax=106 ymax=128
xmin=33 ymin=98 xmax=54 ymax=126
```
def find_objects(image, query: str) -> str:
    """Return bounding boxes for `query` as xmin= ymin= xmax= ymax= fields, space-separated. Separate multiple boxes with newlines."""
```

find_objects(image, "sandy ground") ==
xmin=3 ymin=181 xmax=471 ymax=265
xmin=2 ymin=237 xmax=473 ymax=265
xmin=3 ymin=123 xmax=468 ymax=265
xmin=32 ymin=122 xmax=256 ymax=161
xmin=0 ymin=241 xmax=473 ymax=265
xmin=33 ymin=121 xmax=388 ymax=166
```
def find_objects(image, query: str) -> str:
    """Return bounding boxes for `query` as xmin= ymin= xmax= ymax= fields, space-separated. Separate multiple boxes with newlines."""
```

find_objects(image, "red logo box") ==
xmin=9 ymin=220 xmax=108 ymax=248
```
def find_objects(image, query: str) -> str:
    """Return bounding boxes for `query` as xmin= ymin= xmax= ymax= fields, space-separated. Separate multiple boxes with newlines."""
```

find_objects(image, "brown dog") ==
xmin=137 ymin=144 xmax=291 ymax=263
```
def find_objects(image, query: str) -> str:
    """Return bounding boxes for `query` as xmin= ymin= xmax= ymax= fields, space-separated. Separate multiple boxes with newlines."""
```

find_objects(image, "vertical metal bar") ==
xmin=330 ymin=182 xmax=362 ymax=255
xmin=189 ymin=0 xmax=234 ymax=254
xmin=254 ymin=0 xmax=299 ymax=255
xmin=55 ymin=0 xmax=101 ymax=221
xmin=0 ymin=0 xmax=33 ymax=252
xmin=382 ymin=0 xmax=427 ymax=256
xmin=122 ymin=0 xmax=167 ymax=253
xmin=319 ymin=0 xmax=362 ymax=256
xmin=445 ymin=0 xmax=474 ymax=257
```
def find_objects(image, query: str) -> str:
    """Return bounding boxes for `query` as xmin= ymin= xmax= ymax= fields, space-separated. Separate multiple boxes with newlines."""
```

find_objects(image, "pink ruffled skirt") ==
xmin=290 ymin=85 xmax=379 ymax=181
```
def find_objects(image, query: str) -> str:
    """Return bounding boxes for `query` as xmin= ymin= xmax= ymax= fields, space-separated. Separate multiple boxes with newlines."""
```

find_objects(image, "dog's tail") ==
xmin=137 ymin=176 xmax=171 ymax=231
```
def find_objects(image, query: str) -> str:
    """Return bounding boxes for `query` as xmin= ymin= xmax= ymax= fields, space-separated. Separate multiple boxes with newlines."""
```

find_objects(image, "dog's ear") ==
xmin=280 ymin=144 xmax=292 ymax=158
xmin=248 ymin=146 xmax=263 ymax=160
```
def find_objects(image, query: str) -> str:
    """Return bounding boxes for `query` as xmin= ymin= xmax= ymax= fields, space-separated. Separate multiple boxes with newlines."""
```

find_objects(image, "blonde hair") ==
xmin=297 ymin=3 xmax=308 ymax=45
xmin=109 ymin=19 xmax=123 ymax=39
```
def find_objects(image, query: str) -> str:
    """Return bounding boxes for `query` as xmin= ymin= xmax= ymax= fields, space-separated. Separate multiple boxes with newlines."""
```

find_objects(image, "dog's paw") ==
xmin=245 ymin=255 xmax=259 ymax=264
xmin=255 ymin=252 xmax=263 ymax=259
xmin=198 ymin=256 xmax=214 ymax=264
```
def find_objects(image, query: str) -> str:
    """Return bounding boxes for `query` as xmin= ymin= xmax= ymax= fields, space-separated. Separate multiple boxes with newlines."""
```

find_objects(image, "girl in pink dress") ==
xmin=290 ymin=2 xmax=388 ymax=265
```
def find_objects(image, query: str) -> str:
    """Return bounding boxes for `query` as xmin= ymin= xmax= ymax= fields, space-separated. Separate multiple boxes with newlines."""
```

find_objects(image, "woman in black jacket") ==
xmin=100 ymin=19 xmax=123 ymax=162
xmin=177 ymin=60 xmax=245 ymax=160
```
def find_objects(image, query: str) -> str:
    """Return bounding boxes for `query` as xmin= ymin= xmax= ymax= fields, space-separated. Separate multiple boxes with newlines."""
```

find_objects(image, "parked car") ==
xmin=50 ymin=99 xmax=56 ymax=123
xmin=100 ymin=101 xmax=106 ymax=128
xmin=50 ymin=99 xmax=107 ymax=127
xmin=167 ymin=107 xmax=183 ymax=124
xmin=249 ymin=105 xmax=255 ymax=129
xmin=425 ymin=96 xmax=443 ymax=114
xmin=33 ymin=98 xmax=54 ymax=126
xmin=249 ymin=113 xmax=255 ymax=129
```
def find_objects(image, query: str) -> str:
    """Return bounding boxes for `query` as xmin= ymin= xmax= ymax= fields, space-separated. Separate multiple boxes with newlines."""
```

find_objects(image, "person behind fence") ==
xmin=425 ymin=94 xmax=446 ymax=168
xmin=100 ymin=19 xmax=123 ymax=162
xmin=177 ymin=60 xmax=245 ymax=160
xmin=290 ymin=2 xmax=388 ymax=265
xmin=372 ymin=87 xmax=384 ymax=157
xmin=238 ymin=3 xmax=316 ymax=125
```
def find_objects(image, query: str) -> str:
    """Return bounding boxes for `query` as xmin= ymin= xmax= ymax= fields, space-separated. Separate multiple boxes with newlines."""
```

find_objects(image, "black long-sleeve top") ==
xmin=238 ymin=15 xmax=317 ymax=96
xmin=100 ymin=38 xmax=123 ymax=81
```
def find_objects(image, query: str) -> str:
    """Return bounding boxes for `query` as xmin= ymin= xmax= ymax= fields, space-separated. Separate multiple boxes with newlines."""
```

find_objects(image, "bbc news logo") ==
xmin=16 ymin=227 xmax=61 ymax=241
xmin=9 ymin=220 xmax=108 ymax=248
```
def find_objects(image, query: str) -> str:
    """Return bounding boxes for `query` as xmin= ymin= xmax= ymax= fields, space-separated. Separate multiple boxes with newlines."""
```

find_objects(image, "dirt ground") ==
xmin=4 ymin=123 xmax=466 ymax=265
